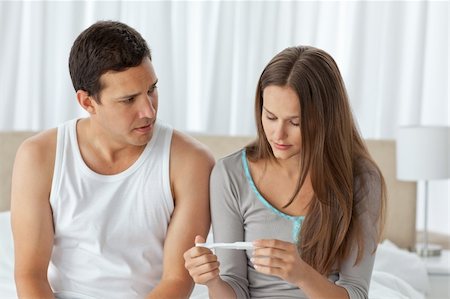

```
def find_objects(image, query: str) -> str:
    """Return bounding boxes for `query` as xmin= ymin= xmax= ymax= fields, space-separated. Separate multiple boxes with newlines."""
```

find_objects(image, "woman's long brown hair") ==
xmin=246 ymin=46 xmax=386 ymax=275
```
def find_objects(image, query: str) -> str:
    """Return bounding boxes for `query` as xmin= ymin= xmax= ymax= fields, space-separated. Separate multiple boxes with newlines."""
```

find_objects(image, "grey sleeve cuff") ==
xmin=220 ymin=275 xmax=250 ymax=299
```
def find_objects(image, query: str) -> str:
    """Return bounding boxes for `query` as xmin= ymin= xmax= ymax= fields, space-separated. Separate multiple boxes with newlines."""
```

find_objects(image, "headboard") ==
xmin=0 ymin=131 xmax=37 ymax=212
xmin=0 ymin=131 xmax=417 ymax=250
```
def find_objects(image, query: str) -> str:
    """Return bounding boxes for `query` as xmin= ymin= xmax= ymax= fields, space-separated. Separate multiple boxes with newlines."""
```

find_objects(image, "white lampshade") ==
xmin=396 ymin=126 xmax=450 ymax=181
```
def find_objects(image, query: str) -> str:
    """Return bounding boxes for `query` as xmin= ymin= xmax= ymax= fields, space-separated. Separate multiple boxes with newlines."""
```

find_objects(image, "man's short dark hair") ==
xmin=69 ymin=20 xmax=151 ymax=102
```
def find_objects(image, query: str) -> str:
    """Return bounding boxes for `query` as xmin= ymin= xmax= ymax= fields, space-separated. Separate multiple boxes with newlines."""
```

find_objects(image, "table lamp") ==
xmin=396 ymin=126 xmax=450 ymax=257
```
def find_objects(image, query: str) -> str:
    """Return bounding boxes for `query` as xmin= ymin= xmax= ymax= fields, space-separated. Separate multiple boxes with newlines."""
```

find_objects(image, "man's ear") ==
xmin=76 ymin=90 xmax=97 ymax=114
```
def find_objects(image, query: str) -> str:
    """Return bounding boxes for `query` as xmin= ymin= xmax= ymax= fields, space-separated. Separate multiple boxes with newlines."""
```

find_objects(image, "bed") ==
xmin=0 ymin=131 xmax=429 ymax=298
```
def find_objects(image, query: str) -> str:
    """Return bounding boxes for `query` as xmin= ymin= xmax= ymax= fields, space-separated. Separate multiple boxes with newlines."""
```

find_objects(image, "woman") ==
xmin=184 ymin=46 xmax=386 ymax=299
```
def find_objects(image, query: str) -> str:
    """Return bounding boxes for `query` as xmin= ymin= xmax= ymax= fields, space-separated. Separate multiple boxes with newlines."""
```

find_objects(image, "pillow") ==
xmin=0 ymin=211 xmax=17 ymax=298
xmin=370 ymin=270 xmax=425 ymax=299
xmin=374 ymin=239 xmax=429 ymax=294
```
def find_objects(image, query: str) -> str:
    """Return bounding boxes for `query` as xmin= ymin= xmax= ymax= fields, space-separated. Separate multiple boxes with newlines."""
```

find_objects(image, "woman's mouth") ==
xmin=273 ymin=142 xmax=292 ymax=150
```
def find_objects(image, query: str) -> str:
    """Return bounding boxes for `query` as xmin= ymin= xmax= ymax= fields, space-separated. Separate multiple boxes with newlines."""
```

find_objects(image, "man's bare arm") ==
xmin=11 ymin=130 xmax=56 ymax=299
xmin=146 ymin=131 xmax=214 ymax=299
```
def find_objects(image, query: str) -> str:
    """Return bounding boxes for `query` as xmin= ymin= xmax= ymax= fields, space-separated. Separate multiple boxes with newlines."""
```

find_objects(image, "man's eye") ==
xmin=148 ymin=86 xmax=157 ymax=94
xmin=123 ymin=97 xmax=135 ymax=104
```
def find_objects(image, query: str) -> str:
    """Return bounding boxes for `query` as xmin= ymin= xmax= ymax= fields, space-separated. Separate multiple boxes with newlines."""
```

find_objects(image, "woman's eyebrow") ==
xmin=263 ymin=106 xmax=299 ymax=119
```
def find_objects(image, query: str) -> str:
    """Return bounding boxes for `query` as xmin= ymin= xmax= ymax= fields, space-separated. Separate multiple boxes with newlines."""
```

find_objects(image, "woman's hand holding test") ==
xmin=252 ymin=239 xmax=306 ymax=286
xmin=184 ymin=236 xmax=238 ymax=299
xmin=184 ymin=235 xmax=220 ymax=285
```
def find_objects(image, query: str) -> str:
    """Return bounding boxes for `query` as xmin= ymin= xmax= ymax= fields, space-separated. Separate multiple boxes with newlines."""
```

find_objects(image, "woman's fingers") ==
xmin=184 ymin=244 xmax=221 ymax=284
xmin=253 ymin=246 xmax=286 ymax=259
xmin=252 ymin=240 xmax=297 ymax=261
xmin=253 ymin=239 xmax=292 ymax=250
xmin=252 ymin=263 xmax=284 ymax=277
xmin=186 ymin=256 xmax=220 ymax=284
xmin=251 ymin=255 xmax=285 ymax=269
xmin=251 ymin=239 xmax=303 ymax=284
xmin=185 ymin=245 xmax=213 ymax=259
xmin=196 ymin=268 xmax=221 ymax=284
xmin=195 ymin=235 xmax=206 ymax=244
xmin=185 ymin=249 xmax=218 ymax=268
xmin=189 ymin=259 xmax=220 ymax=277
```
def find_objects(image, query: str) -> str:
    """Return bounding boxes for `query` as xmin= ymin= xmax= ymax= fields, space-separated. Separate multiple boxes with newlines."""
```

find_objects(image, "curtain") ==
xmin=0 ymin=1 xmax=448 ymax=233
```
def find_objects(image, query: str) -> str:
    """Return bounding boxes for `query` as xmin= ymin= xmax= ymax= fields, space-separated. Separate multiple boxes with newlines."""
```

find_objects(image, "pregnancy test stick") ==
xmin=196 ymin=242 xmax=253 ymax=250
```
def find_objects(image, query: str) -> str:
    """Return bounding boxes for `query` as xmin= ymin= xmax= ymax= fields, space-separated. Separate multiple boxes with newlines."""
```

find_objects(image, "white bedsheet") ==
xmin=0 ymin=211 xmax=427 ymax=299
xmin=0 ymin=211 xmax=16 ymax=298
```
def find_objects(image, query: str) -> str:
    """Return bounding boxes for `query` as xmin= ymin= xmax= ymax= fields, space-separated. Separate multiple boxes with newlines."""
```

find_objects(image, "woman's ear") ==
xmin=76 ymin=90 xmax=97 ymax=114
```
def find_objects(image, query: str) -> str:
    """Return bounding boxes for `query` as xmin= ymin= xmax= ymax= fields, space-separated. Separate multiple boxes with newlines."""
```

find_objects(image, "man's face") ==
xmin=91 ymin=57 xmax=159 ymax=147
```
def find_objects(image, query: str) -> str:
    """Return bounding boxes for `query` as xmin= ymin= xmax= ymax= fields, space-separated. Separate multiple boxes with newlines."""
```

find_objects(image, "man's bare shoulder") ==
xmin=16 ymin=128 xmax=57 ymax=168
xmin=169 ymin=131 xmax=215 ymax=204
xmin=11 ymin=128 xmax=57 ymax=208
xmin=170 ymin=130 xmax=215 ymax=165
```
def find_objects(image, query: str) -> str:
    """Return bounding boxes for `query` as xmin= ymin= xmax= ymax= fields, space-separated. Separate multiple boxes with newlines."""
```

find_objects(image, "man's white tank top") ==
xmin=48 ymin=118 xmax=174 ymax=299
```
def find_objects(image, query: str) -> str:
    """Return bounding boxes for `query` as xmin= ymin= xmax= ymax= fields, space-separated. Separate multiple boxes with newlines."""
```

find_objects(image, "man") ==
xmin=11 ymin=21 xmax=214 ymax=299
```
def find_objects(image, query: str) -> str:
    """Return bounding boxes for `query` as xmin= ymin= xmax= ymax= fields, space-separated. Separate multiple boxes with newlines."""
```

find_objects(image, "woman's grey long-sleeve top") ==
xmin=210 ymin=149 xmax=382 ymax=299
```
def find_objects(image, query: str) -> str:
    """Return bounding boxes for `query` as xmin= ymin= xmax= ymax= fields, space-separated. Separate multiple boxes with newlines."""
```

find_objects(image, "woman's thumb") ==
xmin=194 ymin=235 xmax=206 ymax=244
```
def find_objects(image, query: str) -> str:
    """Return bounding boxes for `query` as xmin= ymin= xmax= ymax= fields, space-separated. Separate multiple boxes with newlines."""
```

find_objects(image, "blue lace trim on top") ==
xmin=241 ymin=150 xmax=304 ymax=243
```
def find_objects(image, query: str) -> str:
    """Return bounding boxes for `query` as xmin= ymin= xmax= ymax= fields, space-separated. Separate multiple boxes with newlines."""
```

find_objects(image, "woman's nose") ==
xmin=274 ymin=122 xmax=287 ymax=140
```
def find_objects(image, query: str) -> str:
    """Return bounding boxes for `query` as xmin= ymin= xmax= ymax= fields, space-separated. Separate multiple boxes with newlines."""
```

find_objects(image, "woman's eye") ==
xmin=290 ymin=121 xmax=300 ymax=126
xmin=266 ymin=115 xmax=276 ymax=121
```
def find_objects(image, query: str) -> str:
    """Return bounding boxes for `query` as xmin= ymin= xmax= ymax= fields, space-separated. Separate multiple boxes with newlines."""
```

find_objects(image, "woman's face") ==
xmin=261 ymin=85 xmax=302 ymax=161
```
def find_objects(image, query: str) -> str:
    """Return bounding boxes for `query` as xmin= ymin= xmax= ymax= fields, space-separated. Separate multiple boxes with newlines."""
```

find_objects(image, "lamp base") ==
xmin=415 ymin=243 xmax=442 ymax=257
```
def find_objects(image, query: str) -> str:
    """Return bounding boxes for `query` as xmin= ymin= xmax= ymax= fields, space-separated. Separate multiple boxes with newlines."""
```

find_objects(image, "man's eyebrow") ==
xmin=114 ymin=79 xmax=159 ymax=100
xmin=115 ymin=92 xmax=140 ymax=101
